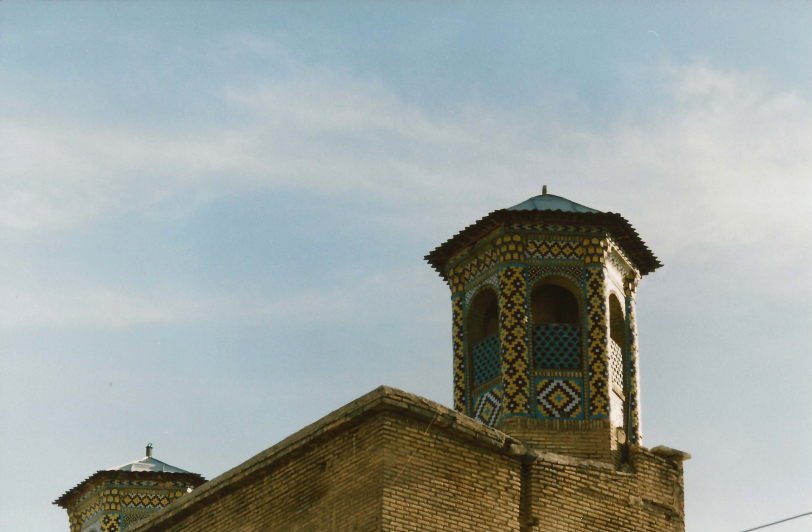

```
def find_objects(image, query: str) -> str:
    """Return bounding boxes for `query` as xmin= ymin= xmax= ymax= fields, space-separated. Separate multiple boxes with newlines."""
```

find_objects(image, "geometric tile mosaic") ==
xmin=586 ymin=266 xmax=609 ymax=418
xmin=450 ymin=247 xmax=500 ymax=293
xmin=526 ymin=239 xmax=584 ymax=260
xmin=452 ymin=297 xmax=465 ymax=412
xmin=464 ymin=273 xmax=499 ymax=308
xmin=608 ymin=338 xmax=624 ymax=393
xmin=498 ymin=266 xmax=530 ymax=414
xmin=121 ymin=493 xmax=171 ymax=509
xmin=473 ymin=385 xmax=504 ymax=427
xmin=526 ymin=264 xmax=583 ymax=287
xmin=625 ymin=278 xmax=642 ymax=444
xmin=100 ymin=514 xmax=120 ymax=532
xmin=472 ymin=334 xmax=500 ymax=386
xmin=535 ymin=377 xmax=584 ymax=419
xmin=532 ymin=324 xmax=581 ymax=370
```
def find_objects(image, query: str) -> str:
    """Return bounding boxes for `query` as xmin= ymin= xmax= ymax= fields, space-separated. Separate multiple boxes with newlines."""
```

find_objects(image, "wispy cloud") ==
xmin=2 ymin=51 xmax=809 ymax=259
xmin=0 ymin=261 xmax=443 ymax=329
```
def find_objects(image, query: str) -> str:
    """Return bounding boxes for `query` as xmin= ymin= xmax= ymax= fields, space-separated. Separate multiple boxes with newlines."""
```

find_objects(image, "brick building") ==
xmin=56 ymin=191 xmax=689 ymax=531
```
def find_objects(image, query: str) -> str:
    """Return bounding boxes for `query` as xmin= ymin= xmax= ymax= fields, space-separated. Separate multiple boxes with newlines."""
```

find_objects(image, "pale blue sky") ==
xmin=1 ymin=2 xmax=811 ymax=531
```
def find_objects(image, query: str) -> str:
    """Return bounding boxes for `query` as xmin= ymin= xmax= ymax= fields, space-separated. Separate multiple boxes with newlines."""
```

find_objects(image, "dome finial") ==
xmin=542 ymin=185 xmax=548 ymax=195
xmin=146 ymin=443 xmax=153 ymax=458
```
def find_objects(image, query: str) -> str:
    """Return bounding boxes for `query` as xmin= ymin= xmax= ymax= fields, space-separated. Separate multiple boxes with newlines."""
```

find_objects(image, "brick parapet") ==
xmin=131 ymin=386 xmax=688 ymax=532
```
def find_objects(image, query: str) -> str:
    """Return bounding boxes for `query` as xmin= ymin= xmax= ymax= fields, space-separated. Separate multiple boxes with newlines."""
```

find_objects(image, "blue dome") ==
xmin=507 ymin=193 xmax=599 ymax=214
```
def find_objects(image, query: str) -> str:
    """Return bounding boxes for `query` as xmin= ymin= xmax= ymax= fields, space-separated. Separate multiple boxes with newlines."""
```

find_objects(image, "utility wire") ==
xmin=740 ymin=510 xmax=812 ymax=531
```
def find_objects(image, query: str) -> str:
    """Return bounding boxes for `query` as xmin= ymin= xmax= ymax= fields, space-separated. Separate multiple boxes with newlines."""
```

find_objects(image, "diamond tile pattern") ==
xmin=536 ymin=378 xmax=584 ymax=419
xmin=473 ymin=386 xmax=504 ymax=427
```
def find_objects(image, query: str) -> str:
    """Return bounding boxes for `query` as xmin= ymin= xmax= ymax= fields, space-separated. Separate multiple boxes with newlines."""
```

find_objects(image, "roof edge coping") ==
xmin=130 ymin=385 xmax=525 ymax=531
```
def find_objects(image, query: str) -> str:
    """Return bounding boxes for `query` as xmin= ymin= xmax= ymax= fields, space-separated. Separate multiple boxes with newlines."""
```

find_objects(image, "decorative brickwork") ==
xmin=498 ymin=266 xmax=530 ymax=414
xmin=472 ymin=334 xmax=500 ymax=386
xmin=508 ymin=223 xmax=602 ymax=234
xmin=450 ymin=247 xmax=500 ymax=292
xmin=463 ymin=273 xmax=499 ymax=307
xmin=625 ymin=276 xmax=642 ymax=444
xmin=609 ymin=338 xmax=624 ymax=392
xmin=473 ymin=384 xmax=504 ymax=427
xmin=532 ymin=324 xmax=581 ymax=370
xmin=451 ymin=296 xmax=465 ymax=412
xmin=583 ymin=236 xmax=607 ymax=265
xmin=526 ymin=264 xmax=583 ymax=286
xmin=535 ymin=377 xmax=584 ymax=419
xmin=101 ymin=514 xmax=120 ymax=532
xmin=57 ymin=473 xmax=203 ymax=532
xmin=586 ymin=266 xmax=609 ymax=418
xmin=526 ymin=238 xmax=585 ymax=260
xmin=496 ymin=233 xmax=524 ymax=262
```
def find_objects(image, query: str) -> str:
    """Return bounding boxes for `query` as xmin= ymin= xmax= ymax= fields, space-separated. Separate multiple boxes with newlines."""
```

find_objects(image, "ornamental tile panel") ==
xmin=498 ymin=266 xmax=530 ymax=414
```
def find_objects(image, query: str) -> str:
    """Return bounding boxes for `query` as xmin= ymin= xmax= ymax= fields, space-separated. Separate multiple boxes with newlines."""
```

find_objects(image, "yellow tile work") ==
xmin=586 ymin=266 xmax=610 ymax=418
xmin=498 ymin=266 xmax=530 ymax=414
xmin=451 ymin=296 xmax=466 ymax=412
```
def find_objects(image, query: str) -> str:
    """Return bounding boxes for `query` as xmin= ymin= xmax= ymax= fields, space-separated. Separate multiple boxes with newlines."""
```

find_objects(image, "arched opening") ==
xmin=467 ymin=289 xmax=500 ymax=389
xmin=608 ymin=293 xmax=627 ymax=438
xmin=532 ymin=284 xmax=579 ymax=324
xmin=608 ymin=294 xmax=626 ymax=348
xmin=531 ymin=280 xmax=581 ymax=370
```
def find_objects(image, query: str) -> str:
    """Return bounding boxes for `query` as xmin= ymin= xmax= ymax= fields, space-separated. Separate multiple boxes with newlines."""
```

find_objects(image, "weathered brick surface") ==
xmin=499 ymin=417 xmax=614 ymax=463
xmin=528 ymin=448 xmax=686 ymax=532
xmin=131 ymin=387 xmax=687 ymax=532
xmin=381 ymin=412 xmax=522 ymax=531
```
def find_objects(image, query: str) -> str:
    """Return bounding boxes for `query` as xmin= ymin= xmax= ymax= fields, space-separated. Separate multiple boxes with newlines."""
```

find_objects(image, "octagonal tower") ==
xmin=54 ymin=445 xmax=205 ymax=532
xmin=426 ymin=189 xmax=660 ymax=463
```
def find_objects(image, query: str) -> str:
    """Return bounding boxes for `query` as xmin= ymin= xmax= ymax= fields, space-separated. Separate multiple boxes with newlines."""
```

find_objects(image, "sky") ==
xmin=1 ymin=2 xmax=811 ymax=531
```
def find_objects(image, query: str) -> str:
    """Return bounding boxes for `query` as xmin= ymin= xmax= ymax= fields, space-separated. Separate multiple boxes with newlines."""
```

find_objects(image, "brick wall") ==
xmin=528 ymin=447 xmax=686 ymax=532
xmin=131 ymin=387 xmax=687 ymax=532
xmin=132 ymin=397 xmax=390 ymax=532
xmin=381 ymin=411 xmax=522 ymax=531
xmin=498 ymin=417 xmax=615 ymax=463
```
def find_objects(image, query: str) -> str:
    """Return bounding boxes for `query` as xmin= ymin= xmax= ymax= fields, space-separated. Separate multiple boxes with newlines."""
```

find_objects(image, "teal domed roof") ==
xmin=507 ymin=193 xmax=599 ymax=214
xmin=426 ymin=189 xmax=661 ymax=277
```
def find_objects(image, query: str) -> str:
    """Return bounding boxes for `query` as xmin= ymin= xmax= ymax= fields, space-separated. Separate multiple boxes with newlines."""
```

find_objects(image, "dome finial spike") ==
xmin=542 ymin=185 xmax=548 ymax=195
xmin=146 ymin=442 xmax=153 ymax=458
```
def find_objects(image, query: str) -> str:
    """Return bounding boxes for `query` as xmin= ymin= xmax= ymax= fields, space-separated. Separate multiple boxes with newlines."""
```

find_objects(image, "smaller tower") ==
xmin=426 ymin=190 xmax=661 ymax=464
xmin=54 ymin=445 xmax=205 ymax=532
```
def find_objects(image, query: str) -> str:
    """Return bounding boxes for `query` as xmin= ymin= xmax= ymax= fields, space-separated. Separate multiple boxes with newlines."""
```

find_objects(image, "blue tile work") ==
xmin=472 ymin=334 xmax=500 ymax=387
xmin=473 ymin=384 xmax=504 ymax=427
xmin=625 ymin=277 xmax=642 ymax=443
xmin=535 ymin=377 xmax=584 ymax=419
xmin=532 ymin=324 xmax=581 ymax=370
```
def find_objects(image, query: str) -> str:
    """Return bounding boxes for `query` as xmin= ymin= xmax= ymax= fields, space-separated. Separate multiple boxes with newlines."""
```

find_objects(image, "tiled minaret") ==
xmin=54 ymin=444 xmax=205 ymax=532
xmin=426 ymin=189 xmax=660 ymax=463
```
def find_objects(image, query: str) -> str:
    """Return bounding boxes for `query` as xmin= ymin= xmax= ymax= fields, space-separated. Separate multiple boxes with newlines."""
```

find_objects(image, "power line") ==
xmin=740 ymin=510 xmax=812 ymax=532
